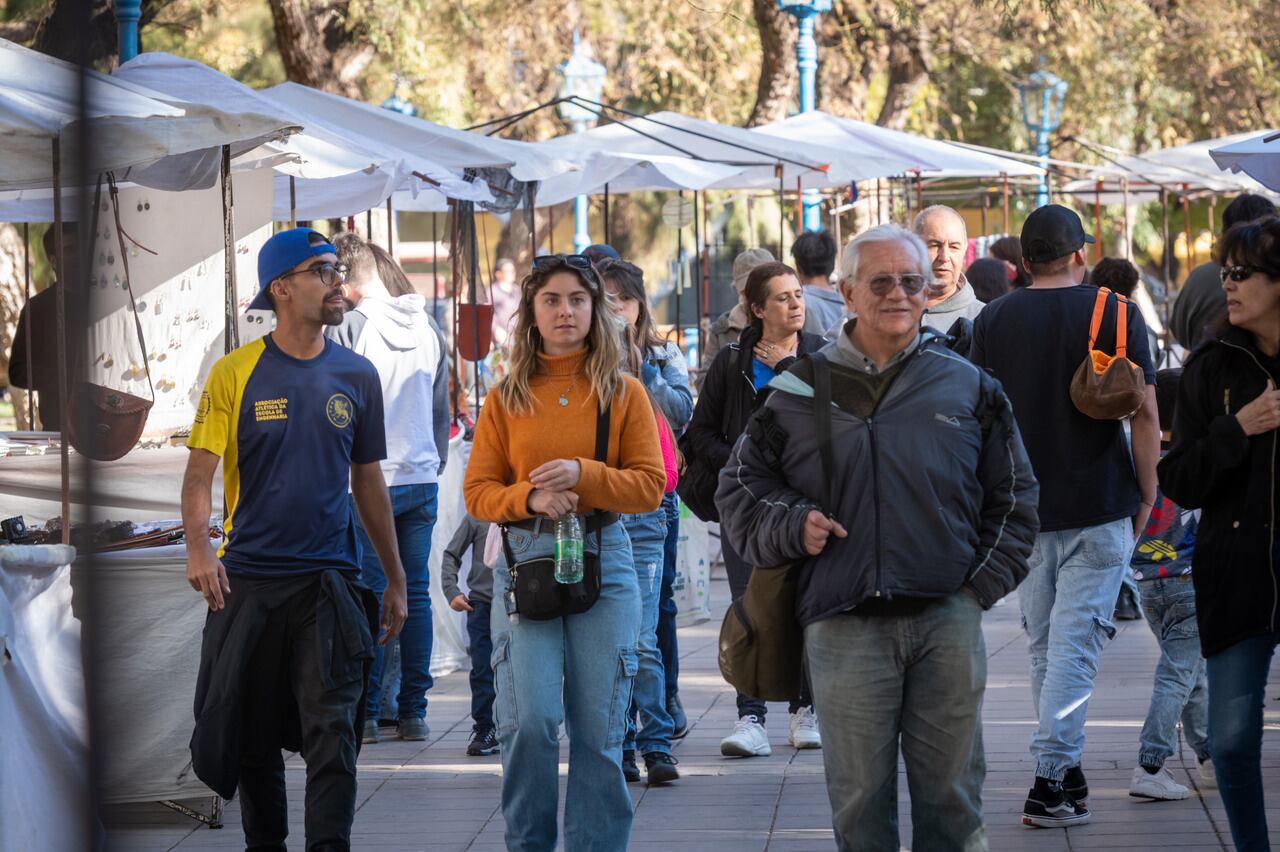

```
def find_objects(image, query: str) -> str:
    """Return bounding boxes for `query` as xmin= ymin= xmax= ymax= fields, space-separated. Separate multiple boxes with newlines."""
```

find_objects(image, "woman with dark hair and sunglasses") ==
xmin=684 ymin=260 xmax=825 ymax=757
xmin=597 ymin=258 xmax=692 ymax=784
xmin=1159 ymin=215 xmax=1280 ymax=852
xmin=463 ymin=254 xmax=665 ymax=852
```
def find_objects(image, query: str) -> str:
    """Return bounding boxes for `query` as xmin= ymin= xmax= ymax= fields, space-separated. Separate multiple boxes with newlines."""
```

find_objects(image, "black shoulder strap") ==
xmin=595 ymin=400 xmax=611 ymax=463
xmin=811 ymin=352 xmax=836 ymax=515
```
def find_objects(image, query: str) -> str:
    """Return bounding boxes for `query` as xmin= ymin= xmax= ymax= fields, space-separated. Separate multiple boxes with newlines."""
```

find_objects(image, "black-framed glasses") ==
xmin=867 ymin=273 xmax=928 ymax=297
xmin=1221 ymin=265 xmax=1261 ymax=284
xmin=532 ymin=253 xmax=601 ymax=288
xmin=279 ymin=262 xmax=348 ymax=287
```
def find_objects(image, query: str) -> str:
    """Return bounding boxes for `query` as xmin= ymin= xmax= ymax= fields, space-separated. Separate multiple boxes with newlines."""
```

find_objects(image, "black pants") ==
xmin=722 ymin=534 xmax=813 ymax=719
xmin=238 ymin=583 xmax=364 ymax=852
xmin=467 ymin=600 xmax=496 ymax=731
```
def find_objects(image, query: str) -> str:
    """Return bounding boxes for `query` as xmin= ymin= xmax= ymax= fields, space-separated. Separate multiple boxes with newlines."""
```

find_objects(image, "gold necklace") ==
xmin=558 ymin=375 xmax=576 ymax=407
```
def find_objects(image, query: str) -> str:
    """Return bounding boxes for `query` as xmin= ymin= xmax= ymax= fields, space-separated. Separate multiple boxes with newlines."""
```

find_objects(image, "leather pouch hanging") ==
xmin=1069 ymin=287 xmax=1146 ymax=421
xmin=67 ymin=177 xmax=154 ymax=461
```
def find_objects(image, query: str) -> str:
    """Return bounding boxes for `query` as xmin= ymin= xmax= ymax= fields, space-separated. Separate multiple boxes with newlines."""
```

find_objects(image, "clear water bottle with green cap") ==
xmin=554 ymin=514 xmax=584 ymax=584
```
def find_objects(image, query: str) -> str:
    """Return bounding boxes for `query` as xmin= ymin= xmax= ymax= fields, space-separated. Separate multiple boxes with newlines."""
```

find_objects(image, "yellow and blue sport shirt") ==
xmin=188 ymin=334 xmax=386 ymax=578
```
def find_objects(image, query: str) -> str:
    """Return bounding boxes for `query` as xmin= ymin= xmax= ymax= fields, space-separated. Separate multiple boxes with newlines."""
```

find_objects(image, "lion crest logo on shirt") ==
xmin=326 ymin=393 xmax=354 ymax=428
xmin=195 ymin=391 xmax=211 ymax=424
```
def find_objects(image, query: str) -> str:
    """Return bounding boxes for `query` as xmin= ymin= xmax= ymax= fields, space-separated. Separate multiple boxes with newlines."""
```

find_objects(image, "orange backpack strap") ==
xmin=1087 ymin=287 xmax=1110 ymax=350
xmin=1114 ymin=293 xmax=1128 ymax=359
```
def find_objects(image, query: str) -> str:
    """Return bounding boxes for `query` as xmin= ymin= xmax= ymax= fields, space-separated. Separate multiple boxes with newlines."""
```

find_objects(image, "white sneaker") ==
xmin=1198 ymin=758 xmax=1218 ymax=790
xmin=789 ymin=707 xmax=822 ymax=749
xmin=1129 ymin=765 xmax=1190 ymax=800
xmin=720 ymin=715 xmax=772 ymax=757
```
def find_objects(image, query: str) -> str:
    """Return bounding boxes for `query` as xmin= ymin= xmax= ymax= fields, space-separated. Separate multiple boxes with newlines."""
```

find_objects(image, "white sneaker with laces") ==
xmin=1198 ymin=758 xmax=1218 ymax=790
xmin=720 ymin=715 xmax=771 ymax=757
xmin=1129 ymin=765 xmax=1190 ymax=800
xmin=789 ymin=707 xmax=822 ymax=749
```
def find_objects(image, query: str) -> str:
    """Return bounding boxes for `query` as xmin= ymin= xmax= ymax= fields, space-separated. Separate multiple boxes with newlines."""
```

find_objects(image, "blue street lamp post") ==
xmin=780 ymin=0 xmax=831 ymax=232
xmin=381 ymin=75 xmax=418 ymax=117
xmin=557 ymin=34 xmax=607 ymax=253
xmin=117 ymin=0 xmax=142 ymax=63
xmin=1016 ymin=65 xmax=1068 ymax=209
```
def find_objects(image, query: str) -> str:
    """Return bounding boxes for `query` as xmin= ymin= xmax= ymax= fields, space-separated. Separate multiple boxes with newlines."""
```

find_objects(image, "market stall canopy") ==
xmin=0 ymin=38 xmax=294 ymax=191
xmin=1210 ymin=130 xmax=1280 ymax=193
xmin=113 ymin=53 xmax=491 ymax=220
xmin=260 ymin=82 xmax=577 ymax=184
xmin=534 ymin=110 xmax=890 ymax=190
xmin=506 ymin=148 xmax=746 ymax=207
xmin=1064 ymin=132 xmax=1280 ymax=200
xmin=752 ymin=111 xmax=1043 ymax=180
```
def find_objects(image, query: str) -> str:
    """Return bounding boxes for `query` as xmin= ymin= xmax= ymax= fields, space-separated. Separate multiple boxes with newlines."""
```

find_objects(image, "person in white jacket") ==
xmin=329 ymin=232 xmax=450 ymax=744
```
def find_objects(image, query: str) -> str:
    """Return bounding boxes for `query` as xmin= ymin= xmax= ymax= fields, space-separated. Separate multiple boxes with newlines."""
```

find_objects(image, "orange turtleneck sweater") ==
xmin=464 ymin=350 xmax=665 ymax=523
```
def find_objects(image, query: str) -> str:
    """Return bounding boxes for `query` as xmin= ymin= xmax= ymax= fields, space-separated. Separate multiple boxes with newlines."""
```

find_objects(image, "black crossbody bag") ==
xmin=500 ymin=402 xmax=611 ymax=620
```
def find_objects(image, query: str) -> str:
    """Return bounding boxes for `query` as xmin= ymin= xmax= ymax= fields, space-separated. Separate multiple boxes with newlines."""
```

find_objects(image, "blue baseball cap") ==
xmin=583 ymin=243 xmax=620 ymax=263
xmin=250 ymin=227 xmax=337 ymax=311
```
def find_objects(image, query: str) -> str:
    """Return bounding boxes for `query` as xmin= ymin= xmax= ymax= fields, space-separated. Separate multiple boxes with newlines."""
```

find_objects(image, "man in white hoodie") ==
xmin=330 ymin=232 xmax=450 ymax=744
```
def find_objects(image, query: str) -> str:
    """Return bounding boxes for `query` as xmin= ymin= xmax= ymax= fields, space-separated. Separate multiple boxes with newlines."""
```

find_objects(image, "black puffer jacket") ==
xmin=1158 ymin=325 xmax=1280 ymax=657
xmin=679 ymin=325 xmax=825 ymax=520
xmin=715 ymin=332 xmax=1039 ymax=623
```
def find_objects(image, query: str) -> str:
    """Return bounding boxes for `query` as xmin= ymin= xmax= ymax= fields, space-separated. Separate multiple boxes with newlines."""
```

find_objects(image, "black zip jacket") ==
xmin=1158 ymin=325 xmax=1280 ymax=657
xmin=684 ymin=324 xmax=826 ymax=476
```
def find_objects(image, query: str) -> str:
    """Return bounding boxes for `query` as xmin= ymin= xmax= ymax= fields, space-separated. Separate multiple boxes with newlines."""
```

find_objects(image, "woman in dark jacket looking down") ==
xmin=1158 ymin=215 xmax=1280 ymax=852
xmin=682 ymin=260 xmax=825 ymax=758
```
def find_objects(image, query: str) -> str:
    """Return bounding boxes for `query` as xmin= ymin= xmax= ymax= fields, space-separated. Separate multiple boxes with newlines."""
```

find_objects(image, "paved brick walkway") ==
xmin=103 ymin=574 xmax=1280 ymax=851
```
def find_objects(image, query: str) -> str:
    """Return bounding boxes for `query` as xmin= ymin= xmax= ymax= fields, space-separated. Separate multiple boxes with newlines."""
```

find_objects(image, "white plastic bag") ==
xmin=673 ymin=499 xmax=712 ymax=627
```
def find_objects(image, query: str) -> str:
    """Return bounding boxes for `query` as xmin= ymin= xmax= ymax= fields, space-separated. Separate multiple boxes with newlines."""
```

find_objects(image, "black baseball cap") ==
xmin=1020 ymin=204 xmax=1095 ymax=263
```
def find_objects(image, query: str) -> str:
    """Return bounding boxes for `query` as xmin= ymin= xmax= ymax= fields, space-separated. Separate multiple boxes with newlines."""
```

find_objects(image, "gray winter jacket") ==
xmin=715 ymin=329 xmax=1039 ymax=625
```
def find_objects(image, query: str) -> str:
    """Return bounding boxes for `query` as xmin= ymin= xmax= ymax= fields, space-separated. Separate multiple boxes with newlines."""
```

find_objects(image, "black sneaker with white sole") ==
xmin=1063 ymin=765 xmax=1088 ymax=804
xmin=1022 ymin=777 xmax=1091 ymax=828
xmin=466 ymin=727 xmax=499 ymax=756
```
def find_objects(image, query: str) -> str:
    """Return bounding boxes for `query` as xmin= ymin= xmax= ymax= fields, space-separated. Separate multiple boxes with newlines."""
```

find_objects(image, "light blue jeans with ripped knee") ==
xmin=1019 ymin=517 xmax=1131 ymax=781
xmin=490 ymin=519 xmax=641 ymax=852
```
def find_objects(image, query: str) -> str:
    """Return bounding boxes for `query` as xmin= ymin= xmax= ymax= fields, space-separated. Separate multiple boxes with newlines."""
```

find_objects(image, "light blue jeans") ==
xmin=1020 ymin=518 xmax=1131 ymax=781
xmin=805 ymin=591 xmax=988 ymax=852
xmin=1138 ymin=575 xmax=1210 ymax=767
xmin=622 ymin=509 xmax=675 ymax=756
xmin=491 ymin=519 xmax=641 ymax=852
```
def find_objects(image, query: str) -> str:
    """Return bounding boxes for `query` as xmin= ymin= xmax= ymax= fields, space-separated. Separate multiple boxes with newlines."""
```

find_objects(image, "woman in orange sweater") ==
xmin=463 ymin=254 xmax=664 ymax=852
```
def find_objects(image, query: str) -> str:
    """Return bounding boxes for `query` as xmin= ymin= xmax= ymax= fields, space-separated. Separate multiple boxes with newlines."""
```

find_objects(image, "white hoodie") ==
xmin=331 ymin=294 xmax=448 ymax=486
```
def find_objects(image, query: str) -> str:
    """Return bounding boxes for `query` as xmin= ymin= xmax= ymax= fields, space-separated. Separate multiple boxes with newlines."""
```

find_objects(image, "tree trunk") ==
xmin=875 ymin=13 xmax=932 ymax=130
xmin=267 ymin=0 xmax=375 ymax=98
xmin=817 ymin=1 xmax=876 ymax=120
xmin=747 ymin=0 xmax=796 ymax=127
xmin=31 ymin=0 xmax=178 ymax=66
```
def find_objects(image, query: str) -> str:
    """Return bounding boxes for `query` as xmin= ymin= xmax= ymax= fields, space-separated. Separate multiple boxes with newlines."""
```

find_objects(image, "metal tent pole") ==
xmin=701 ymin=190 xmax=710 ymax=328
xmin=1001 ymin=173 xmax=1010 ymax=234
xmin=1181 ymin=184 xmax=1193 ymax=276
xmin=980 ymin=191 xmax=989 ymax=236
xmin=22 ymin=222 xmax=33 ymax=430
xmin=603 ymin=184 xmax=610 ymax=245
xmin=676 ymin=192 xmax=684 ymax=348
xmin=52 ymin=137 xmax=70 ymax=544
xmin=777 ymin=165 xmax=785 ymax=259
xmin=1122 ymin=177 xmax=1132 ymax=260
xmin=221 ymin=145 xmax=238 ymax=354
xmin=386 ymin=197 xmax=394 ymax=257
xmin=288 ymin=176 xmax=297 ymax=228
xmin=1094 ymin=178 xmax=1104 ymax=261
xmin=693 ymin=191 xmax=703 ymax=335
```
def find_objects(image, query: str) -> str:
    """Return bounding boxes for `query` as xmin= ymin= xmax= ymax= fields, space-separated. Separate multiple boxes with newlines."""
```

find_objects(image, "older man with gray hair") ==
xmin=914 ymin=205 xmax=985 ymax=332
xmin=717 ymin=223 xmax=1039 ymax=851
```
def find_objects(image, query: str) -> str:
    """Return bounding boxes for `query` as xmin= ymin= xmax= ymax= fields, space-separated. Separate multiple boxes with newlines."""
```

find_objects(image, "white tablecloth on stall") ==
xmin=0 ymin=545 xmax=92 ymax=851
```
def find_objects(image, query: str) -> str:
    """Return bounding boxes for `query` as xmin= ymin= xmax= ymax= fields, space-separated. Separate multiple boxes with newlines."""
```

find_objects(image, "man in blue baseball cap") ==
xmin=182 ymin=226 xmax=408 ymax=850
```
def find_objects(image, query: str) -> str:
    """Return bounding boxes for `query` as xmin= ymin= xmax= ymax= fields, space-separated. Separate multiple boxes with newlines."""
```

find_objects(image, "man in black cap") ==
xmin=971 ymin=204 xmax=1160 ymax=829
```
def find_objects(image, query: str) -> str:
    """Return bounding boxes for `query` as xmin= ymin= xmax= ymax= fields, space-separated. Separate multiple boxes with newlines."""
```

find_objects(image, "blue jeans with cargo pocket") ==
xmin=1019 ymin=518 xmax=1131 ymax=781
xmin=490 ymin=519 xmax=641 ymax=852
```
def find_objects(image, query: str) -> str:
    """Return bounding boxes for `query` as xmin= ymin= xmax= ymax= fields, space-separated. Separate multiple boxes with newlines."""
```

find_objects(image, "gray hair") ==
xmin=911 ymin=204 xmax=968 ymax=240
xmin=838 ymin=224 xmax=931 ymax=290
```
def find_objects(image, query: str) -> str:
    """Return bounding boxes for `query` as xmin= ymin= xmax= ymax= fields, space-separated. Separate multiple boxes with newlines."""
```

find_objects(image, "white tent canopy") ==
xmin=114 ymin=54 xmax=492 ymax=220
xmin=533 ymin=110 xmax=893 ymax=190
xmin=515 ymin=148 xmax=746 ymax=207
xmin=752 ymin=111 xmax=1043 ymax=180
xmin=261 ymin=82 xmax=576 ymax=184
xmin=1211 ymin=130 xmax=1280 ymax=193
xmin=1065 ymin=132 xmax=1279 ymax=199
xmin=0 ymin=38 xmax=293 ymax=191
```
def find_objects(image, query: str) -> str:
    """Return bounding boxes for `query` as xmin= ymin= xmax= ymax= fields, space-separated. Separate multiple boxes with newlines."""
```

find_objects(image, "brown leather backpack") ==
xmin=1069 ymin=287 xmax=1146 ymax=420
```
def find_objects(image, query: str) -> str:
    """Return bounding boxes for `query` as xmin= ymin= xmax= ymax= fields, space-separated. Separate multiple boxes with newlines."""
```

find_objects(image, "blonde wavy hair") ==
xmin=498 ymin=257 xmax=625 ymax=416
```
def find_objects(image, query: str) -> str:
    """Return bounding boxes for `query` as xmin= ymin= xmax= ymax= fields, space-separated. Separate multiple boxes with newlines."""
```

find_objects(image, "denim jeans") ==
xmin=1020 ymin=517 xmax=1130 ymax=781
xmin=491 ymin=519 xmax=641 ymax=852
xmin=238 ymin=582 xmax=365 ymax=852
xmin=467 ymin=600 xmax=496 ymax=730
xmin=723 ymin=533 xmax=812 ymax=718
xmin=1207 ymin=631 xmax=1279 ymax=852
xmin=1137 ymin=575 xmax=1210 ymax=767
xmin=355 ymin=482 xmax=438 ymax=720
xmin=805 ymin=591 xmax=988 ymax=852
xmin=622 ymin=509 xmax=674 ymax=756
xmin=658 ymin=492 xmax=680 ymax=700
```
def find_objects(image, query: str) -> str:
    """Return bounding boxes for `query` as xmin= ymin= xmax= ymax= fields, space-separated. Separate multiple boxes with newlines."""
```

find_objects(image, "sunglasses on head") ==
xmin=866 ymin=273 xmax=929 ymax=297
xmin=532 ymin=254 xmax=600 ymax=282
xmin=1221 ymin=264 xmax=1265 ymax=284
